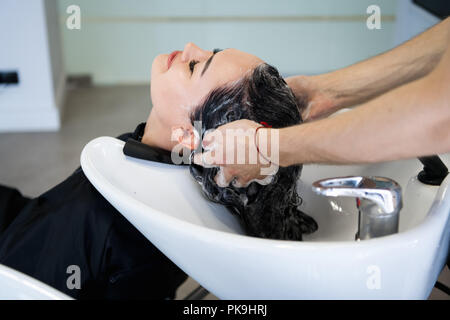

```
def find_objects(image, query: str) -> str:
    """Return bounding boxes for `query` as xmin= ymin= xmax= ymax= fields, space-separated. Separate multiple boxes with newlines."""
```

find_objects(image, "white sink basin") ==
xmin=0 ymin=264 xmax=71 ymax=300
xmin=81 ymin=136 xmax=450 ymax=299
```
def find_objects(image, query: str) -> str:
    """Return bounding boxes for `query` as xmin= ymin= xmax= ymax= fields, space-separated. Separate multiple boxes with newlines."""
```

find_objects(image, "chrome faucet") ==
xmin=312 ymin=176 xmax=403 ymax=240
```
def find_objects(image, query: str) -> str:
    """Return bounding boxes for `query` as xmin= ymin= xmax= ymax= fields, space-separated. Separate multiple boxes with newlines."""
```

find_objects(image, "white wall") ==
xmin=58 ymin=0 xmax=398 ymax=85
xmin=45 ymin=0 xmax=66 ymax=104
xmin=394 ymin=0 xmax=440 ymax=47
xmin=0 ymin=0 xmax=65 ymax=132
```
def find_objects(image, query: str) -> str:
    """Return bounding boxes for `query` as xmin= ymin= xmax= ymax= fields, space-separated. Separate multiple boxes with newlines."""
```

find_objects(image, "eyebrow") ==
xmin=201 ymin=48 xmax=223 ymax=77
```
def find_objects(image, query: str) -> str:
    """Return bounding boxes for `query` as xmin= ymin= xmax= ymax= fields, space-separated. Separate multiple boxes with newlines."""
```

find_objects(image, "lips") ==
xmin=167 ymin=50 xmax=181 ymax=70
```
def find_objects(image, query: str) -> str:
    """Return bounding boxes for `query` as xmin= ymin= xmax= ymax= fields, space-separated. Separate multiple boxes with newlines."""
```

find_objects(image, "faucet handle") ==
xmin=312 ymin=176 xmax=402 ymax=214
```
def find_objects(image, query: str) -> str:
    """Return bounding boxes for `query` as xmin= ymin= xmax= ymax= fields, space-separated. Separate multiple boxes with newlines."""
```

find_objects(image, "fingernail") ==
xmin=193 ymin=153 xmax=202 ymax=165
xmin=202 ymin=137 xmax=212 ymax=148
xmin=202 ymin=129 xmax=216 ymax=147
xmin=204 ymin=142 xmax=217 ymax=152
xmin=232 ymin=179 xmax=243 ymax=188
xmin=215 ymin=167 xmax=229 ymax=187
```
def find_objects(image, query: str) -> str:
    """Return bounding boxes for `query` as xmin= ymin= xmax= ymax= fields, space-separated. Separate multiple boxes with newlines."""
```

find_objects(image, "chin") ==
xmin=151 ymin=54 xmax=168 ymax=77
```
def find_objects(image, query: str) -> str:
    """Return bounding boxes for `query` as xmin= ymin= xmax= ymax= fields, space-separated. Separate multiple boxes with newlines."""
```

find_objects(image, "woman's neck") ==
xmin=141 ymin=111 xmax=174 ymax=151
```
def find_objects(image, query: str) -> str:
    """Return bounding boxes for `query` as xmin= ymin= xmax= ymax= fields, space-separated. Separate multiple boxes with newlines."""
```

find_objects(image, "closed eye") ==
xmin=189 ymin=60 xmax=199 ymax=75
xmin=189 ymin=49 xmax=223 ymax=76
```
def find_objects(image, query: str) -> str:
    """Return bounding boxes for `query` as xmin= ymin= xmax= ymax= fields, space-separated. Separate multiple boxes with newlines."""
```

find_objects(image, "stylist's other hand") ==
xmin=285 ymin=75 xmax=337 ymax=121
xmin=193 ymin=119 xmax=278 ymax=188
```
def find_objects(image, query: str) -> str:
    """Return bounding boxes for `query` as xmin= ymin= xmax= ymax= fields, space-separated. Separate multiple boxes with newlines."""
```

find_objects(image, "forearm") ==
xmin=280 ymin=47 xmax=450 ymax=166
xmin=289 ymin=18 xmax=450 ymax=116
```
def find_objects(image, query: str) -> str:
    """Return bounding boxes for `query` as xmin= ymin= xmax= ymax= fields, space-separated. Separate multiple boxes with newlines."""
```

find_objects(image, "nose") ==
xmin=181 ymin=42 xmax=210 ymax=63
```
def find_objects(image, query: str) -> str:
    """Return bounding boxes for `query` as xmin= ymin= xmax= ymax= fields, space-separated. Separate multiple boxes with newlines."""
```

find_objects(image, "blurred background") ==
xmin=0 ymin=0 xmax=448 ymax=299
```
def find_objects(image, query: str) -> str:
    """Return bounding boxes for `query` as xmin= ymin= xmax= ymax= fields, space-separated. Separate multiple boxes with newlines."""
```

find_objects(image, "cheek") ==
xmin=151 ymin=80 xmax=174 ymax=115
xmin=152 ymin=79 xmax=197 ymax=110
xmin=150 ymin=67 xmax=207 ymax=119
xmin=151 ymin=75 xmax=187 ymax=122
xmin=151 ymin=67 xmax=174 ymax=106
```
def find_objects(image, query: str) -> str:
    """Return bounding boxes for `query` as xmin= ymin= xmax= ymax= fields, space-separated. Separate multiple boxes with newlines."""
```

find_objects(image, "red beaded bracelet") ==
xmin=254 ymin=122 xmax=273 ymax=165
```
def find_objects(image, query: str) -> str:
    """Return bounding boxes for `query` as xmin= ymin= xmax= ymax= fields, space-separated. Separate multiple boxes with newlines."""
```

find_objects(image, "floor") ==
xmin=0 ymin=85 xmax=447 ymax=300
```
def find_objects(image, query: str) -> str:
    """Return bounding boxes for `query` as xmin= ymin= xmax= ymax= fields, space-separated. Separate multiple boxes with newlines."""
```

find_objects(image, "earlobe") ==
xmin=174 ymin=127 xmax=199 ymax=150
xmin=171 ymin=126 xmax=185 ymax=144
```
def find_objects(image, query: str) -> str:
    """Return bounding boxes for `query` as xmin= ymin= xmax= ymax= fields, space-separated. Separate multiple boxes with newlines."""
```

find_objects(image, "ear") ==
xmin=171 ymin=126 xmax=199 ymax=150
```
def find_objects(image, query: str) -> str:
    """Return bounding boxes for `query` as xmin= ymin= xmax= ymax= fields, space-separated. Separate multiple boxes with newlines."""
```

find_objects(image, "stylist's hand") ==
xmin=285 ymin=75 xmax=337 ymax=121
xmin=193 ymin=119 xmax=278 ymax=188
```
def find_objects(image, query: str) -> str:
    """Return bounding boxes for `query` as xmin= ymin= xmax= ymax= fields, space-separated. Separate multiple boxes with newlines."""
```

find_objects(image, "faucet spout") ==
xmin=312 ymin=176 xmax=403 ymax=240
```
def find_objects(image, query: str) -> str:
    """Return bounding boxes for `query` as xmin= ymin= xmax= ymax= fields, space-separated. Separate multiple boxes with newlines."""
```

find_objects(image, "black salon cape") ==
xmin=0 ymin=123 xmax=187 ymax=299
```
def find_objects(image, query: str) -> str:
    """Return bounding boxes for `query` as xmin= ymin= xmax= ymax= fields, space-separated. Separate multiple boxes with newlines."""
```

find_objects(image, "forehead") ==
xmin=219 ymin=48 xmax=261 ymax=61
xmin=179 ymin=48 xmax=263 ymax=109
xmin=199 ymin=48 xmax=262 ymax=86
xmin=214 ymin=48 xmax=261 ymax=72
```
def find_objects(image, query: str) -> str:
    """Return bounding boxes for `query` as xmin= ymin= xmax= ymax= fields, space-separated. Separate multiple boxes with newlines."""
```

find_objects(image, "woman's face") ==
xmin=150 ymin=43 xmax=263 ymax=130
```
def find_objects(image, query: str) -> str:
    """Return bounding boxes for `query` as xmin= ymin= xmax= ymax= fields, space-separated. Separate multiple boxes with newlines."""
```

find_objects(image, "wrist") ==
xmin=291 ymin=74 xmax=343 ymax=121
xmin=278 ymin=127 xmax=296 ymax=167
xmin=254 ymin=126 xmax=272 ymax=165
xmin=309 ymin=73 xmax=344 ymax=110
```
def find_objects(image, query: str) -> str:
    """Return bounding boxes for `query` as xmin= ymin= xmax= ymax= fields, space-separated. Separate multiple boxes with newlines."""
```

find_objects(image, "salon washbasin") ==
xmin=0 ymin=264 xmax=71 ymax=300
xmin=80 ymin=136 xmax=450 ymax=299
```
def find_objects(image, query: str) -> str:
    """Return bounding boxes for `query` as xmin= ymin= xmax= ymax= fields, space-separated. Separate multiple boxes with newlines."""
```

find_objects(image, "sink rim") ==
xmin=0 ymin=264 xmax=72 ymax=300
xmin=81 ymin=136 xmax=450 ymax=250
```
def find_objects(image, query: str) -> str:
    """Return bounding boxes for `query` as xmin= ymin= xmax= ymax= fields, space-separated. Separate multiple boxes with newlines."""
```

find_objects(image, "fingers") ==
xmin=217 ymin=168 xmax=276 ymax=188
xmin=253 ymin=174 xmax=275 ymax=186
xmin=193 ymin=151 xmax=218 ymax=168
xmin=192 ymin=129 xmax=222 ymax=167
xmin=201 ymin=129 xmax=217 ymax=148
xmin=215 ymin=167 xmax=235 ymax=188
xmin=191 ymin=157 xmax=276 ymax=188
xmin=233 ymin=174 xmax=275 ymax=188
xmin=190 ymin=119 xmax=277 ymax=187
xmin=215 ymin=167 xmax=251 ymax=188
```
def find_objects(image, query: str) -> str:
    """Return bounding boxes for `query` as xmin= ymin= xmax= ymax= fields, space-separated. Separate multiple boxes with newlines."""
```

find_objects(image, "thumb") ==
xmin=193 ymin=151 xmax=218 ymax=168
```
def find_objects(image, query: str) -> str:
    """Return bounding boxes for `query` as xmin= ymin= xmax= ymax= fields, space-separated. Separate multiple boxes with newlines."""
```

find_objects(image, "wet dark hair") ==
xmin=189 ymin=63 xmax=317 ymax=240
